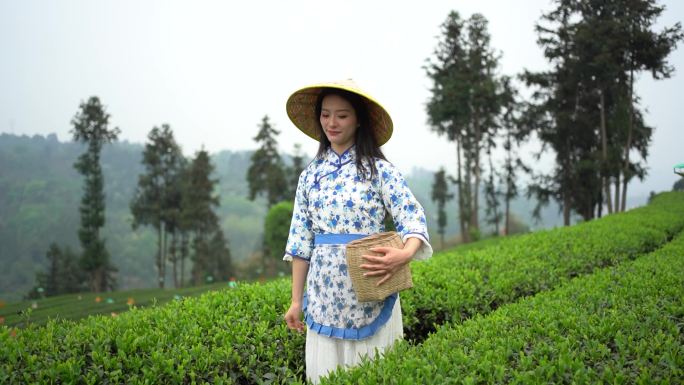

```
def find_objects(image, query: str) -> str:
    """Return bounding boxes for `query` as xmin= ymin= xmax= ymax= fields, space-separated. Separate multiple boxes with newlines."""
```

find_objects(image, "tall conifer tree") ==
xmin=184 ymin=149 xmax=223 ymax=285
xmin=246 ymin=115 xmax=288 ymax=207
xmin=70 ymin=96 xmax=119 ymax=292
xmin=426 ymin=12 xmax=501 ymax=242
xmin=130 ymin=124 xmax=184 ymax=288
xmin=524 ymin=0 xmax=681 ymax=221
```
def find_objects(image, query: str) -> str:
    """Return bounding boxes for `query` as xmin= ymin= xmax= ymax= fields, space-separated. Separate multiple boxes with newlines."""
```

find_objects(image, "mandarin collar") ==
xmin=326 ymin=145 xmax=356 ymax=165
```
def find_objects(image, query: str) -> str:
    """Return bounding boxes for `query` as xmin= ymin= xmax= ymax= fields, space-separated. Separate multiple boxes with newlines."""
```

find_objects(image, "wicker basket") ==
xmin=345 ymin=232 xmax=413 ymax=302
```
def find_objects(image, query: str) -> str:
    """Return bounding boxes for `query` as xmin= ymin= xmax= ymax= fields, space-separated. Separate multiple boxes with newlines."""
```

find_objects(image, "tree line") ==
xmin=28 ymin=105 xmax=306 ymax=299
xmin=29 ymin=99 xmax=233 ymax=298
xmin=427 ymin=0 xmax=682 ymax=246
xmin=129 ymin=124 xmax=232 ymax=289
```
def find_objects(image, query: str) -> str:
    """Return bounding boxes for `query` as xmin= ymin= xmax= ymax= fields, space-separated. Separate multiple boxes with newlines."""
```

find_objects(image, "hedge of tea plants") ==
xmin=1 ymin=192 xmax=683 ymax=384
xmin=322 ymin=231 xmax=684 ymax=384
xmin=399 ymin=192 xmax=684 ymax=340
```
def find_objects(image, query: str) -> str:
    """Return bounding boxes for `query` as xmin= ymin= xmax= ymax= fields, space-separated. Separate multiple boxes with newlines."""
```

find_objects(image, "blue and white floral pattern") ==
xmin=284 ymin=146 xmax=432 ymax=339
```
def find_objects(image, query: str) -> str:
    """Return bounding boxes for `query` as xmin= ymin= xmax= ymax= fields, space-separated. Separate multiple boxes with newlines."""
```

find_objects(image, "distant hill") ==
xmin=0 ymin=133 xmax=571 ymax=302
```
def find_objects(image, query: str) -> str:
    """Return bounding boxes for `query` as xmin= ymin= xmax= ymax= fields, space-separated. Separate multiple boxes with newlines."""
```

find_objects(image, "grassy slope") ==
xmin=0 ymin=281 xmax=235 ymax=328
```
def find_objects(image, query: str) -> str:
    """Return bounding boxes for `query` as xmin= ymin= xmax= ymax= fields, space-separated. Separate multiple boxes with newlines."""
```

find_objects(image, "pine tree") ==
xmin=247 ymin=115 xmax=288 ymax=207
xmin=464 ymin=14 xmax=501 ymax=238
xmin=70 ymin=96 xmax=119 ymax=292
xmin=185 ymin=149 xmax=221 ymax=286
xmin=522 ymin=1 xmax=594 ymax=224
xmin=426 ymin=11 xmax=469 ymax=242
xmin=524 ymin=0 xmax=681 ymax=221
xmin=426 ymin=11 xmax=501 ymax=242
xmin=576 ymin=0 xmax=682 ymax=212
xmin=130 ymin=124 xmax=184 ymax=288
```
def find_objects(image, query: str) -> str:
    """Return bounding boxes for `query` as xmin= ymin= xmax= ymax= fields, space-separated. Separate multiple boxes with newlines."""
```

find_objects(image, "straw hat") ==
xmin=285 ymin=79 xmax=394 ymax=146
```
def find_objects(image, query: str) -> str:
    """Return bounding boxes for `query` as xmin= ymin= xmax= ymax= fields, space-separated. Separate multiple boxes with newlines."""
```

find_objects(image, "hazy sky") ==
xmin=1 ymin=0 xmax=682 ymax=201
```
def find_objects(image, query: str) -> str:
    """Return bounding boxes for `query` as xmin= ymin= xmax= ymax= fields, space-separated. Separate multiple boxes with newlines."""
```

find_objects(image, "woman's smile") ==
xmin=320 ymin=94 xmax=358 ymax=154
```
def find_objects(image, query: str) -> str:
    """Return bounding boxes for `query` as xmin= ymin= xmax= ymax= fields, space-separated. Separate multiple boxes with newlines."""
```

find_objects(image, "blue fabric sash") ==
xmin=314 ymin=233 xmax=367 ymax=245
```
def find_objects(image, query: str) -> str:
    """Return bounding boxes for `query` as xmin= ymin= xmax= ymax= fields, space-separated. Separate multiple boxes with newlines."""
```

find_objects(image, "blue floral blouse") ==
xmin=283 ymin=145 xmax=432 ymax=340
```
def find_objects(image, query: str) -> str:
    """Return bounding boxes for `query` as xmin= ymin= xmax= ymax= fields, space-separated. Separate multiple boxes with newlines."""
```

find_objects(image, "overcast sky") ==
xmin=1 ymin=0 xmax=682 ymax=202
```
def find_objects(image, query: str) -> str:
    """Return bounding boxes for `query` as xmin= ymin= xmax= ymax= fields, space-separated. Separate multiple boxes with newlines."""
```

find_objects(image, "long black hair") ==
xmin=314 ymin=88 xmax=387 ymax=181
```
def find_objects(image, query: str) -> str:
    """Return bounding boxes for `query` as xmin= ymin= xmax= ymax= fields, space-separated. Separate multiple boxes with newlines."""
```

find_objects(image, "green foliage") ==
xmin=401 ymin=191 xmax=684 ymax=340
xmin=322 ymin=228 xmax=684 ymax=384
xmin=70 ymin=96 xmax=120 ymax=292
xmin=263 ymin=201 xmax=294 ymax=266
xmin=2 ymin=192 xmax=682 ymax=384
xmin=1 ymin=281 xmax=304 ymax=384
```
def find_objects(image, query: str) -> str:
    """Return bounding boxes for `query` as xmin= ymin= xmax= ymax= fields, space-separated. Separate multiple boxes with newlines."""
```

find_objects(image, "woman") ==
xmin=282 ymin=79 xmax=432 ymax=383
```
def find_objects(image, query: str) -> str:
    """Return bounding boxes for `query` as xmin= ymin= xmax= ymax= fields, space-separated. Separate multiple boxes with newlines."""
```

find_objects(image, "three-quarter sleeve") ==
xmin=283 ymin=170 xmax=314 ymax=263
xmin=377 ymin=160 xmax=433 ymax=260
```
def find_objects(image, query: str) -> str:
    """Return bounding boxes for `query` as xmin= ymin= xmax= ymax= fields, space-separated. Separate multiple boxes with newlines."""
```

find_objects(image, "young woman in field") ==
xmin=282 ymin=79 xmax=433 ymax=383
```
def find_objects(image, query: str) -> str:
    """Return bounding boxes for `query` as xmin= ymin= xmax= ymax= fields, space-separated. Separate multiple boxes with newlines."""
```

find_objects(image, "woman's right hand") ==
xmin=284 ymin=302 xmax=305 ymax=333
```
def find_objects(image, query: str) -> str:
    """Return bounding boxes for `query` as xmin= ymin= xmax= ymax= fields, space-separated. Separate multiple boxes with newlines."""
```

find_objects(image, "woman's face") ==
xmin=320 ymin=94 xmax=358 ymax=153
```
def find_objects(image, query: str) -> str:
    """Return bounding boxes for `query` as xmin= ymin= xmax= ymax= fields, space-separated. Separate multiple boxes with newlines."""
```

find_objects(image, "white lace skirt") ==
xmin=305 ymin=296 xmax=404 ymax=384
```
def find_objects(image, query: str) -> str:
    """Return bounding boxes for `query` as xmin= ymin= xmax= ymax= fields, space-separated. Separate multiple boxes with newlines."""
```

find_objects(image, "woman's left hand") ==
xmin=359 ymin=246 xmax=412 ymax=286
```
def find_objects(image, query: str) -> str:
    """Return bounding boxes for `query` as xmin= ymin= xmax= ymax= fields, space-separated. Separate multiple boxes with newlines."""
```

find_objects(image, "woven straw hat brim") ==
xmin=286 ymin=81 xmax=394 ymax=146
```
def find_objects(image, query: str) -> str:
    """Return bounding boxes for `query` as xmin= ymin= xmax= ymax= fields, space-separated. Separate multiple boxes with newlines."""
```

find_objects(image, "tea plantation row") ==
xmin=400 ymin=192 xmax=684 ymax=340
xmin=1 ymin=192 xmax=683 ymax=384
xmin=322 ymin=230 xmax=684 ymax=384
